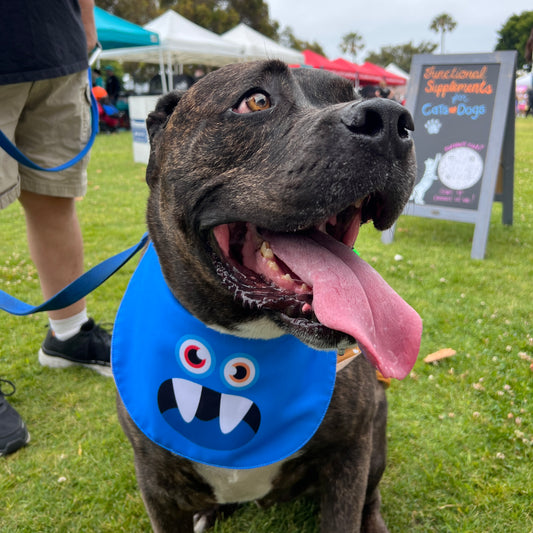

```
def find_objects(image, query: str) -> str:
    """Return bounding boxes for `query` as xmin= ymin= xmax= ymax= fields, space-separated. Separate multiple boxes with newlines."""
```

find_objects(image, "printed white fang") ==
xmin=219 ymin=393 xmax=253 ymax=434
xmin=172 ymin=378 xmax=202 ymax=423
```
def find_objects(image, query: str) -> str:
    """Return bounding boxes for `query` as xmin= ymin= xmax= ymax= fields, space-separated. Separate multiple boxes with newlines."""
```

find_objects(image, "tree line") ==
xmin=96 ymin=1 xmax=533 ymax=72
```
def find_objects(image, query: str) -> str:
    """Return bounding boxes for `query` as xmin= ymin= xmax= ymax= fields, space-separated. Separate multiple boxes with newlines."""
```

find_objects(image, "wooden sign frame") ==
xmin=382 ymin=52 xmax=517 ymax=259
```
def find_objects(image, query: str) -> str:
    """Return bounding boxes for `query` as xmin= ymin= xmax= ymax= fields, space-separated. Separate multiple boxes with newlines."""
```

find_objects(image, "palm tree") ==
xmin=430 ymin=13 xmax=457 ymax=54
xmin=340 ymin=32 xmax=365 ymax=63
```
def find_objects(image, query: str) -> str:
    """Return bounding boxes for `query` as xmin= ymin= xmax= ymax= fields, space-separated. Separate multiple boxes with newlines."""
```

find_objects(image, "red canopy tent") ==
xmin=330 ymin=58 xmax=382 ymax=85
xmin=298 ymin=50 xmax=358 ymax=81
xmin=360 ymin=62 xmax=407 ymax=86
xmin=295 ymin=51 xmax=403 ymax=87
xmin=293 ymin=51 xmax=407 ymax=88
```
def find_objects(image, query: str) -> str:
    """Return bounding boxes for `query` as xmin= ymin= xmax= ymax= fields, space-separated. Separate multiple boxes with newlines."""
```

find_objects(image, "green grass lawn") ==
xmin=1 ymin=120 xmax=532 ymax=532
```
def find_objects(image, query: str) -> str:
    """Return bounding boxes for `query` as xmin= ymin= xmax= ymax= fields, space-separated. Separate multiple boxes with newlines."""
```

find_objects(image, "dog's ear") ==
xmin=146 ymin=91 xmax=184 ymax=142
xmin=146 ymin=91 xmax=185 ymax=188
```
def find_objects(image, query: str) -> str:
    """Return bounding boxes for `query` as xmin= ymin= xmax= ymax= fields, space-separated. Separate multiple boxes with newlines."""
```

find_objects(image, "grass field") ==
xmin=1 ymin=119 xmax=532 ymax=532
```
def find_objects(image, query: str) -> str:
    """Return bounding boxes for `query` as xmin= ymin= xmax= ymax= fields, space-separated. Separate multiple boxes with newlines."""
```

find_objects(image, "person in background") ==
xmin=92 ymin=68 xmax=105 ymax=88
xmin=526 ymin=88 xmax=533 ymax=118
xmin=104 ymin=65 xmax=121 ymax=105
xmin=360 ymin=85 xmax=378 ymax=98
xmin=193 ymin=68 xmax=206 ymax=83
xmin=0 ymin=0 xmax=111 ymax=457
xmin=377 ymin=79 xmax=395 ymax=100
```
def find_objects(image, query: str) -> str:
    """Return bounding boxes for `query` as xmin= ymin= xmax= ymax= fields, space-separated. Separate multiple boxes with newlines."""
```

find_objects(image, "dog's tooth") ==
xmin=219 ymin=394 xmax=253 ymax=434
xmin=281 ymin=274 xmax=292 ymax=281
xmin=267 ymin=261 xmax=280 ymax=271
xmin=172 ymin=378 xmax=202 ymax=423
xmin=260 ymin=241 xmax=274 ymax=259
xmin=354 ymin=198 xmax=364 ymax=208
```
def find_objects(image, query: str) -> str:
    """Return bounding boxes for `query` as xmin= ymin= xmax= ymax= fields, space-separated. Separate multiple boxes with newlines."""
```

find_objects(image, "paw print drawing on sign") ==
xmin=424 ymin=118 xmax=442 ymax=135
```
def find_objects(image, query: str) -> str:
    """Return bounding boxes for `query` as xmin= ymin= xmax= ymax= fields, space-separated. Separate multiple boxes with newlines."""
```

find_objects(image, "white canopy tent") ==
xmin=385 ymin=63 xmax=410 ymax=81
xmin=144 ymin=10 xmax=243 ymax=66
xmin=99 ymin=10 xmax=244 ymax=91
xmin=516 ymin=72 xmax=532 ymax=88
xmin=221 ymin=23 xmax=304 ymax=65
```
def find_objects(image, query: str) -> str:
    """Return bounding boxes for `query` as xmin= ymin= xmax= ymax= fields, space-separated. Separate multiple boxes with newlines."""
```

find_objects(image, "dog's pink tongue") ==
xmin=267 ymin=231 xmax=422 ymax=379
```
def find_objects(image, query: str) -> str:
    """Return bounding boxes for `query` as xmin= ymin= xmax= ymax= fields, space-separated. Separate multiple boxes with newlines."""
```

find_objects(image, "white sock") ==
xmin=49 ymin=309 xmax=89 ymax=341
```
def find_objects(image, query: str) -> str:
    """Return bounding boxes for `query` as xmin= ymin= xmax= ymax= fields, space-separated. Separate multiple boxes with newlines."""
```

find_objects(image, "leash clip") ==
xmin=89 ymin=42 xmax=103 ymax=67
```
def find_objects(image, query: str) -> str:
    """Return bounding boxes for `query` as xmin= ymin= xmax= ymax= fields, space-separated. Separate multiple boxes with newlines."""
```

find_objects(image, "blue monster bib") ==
xmin=112 ymin=243 xmax=338 ymax=469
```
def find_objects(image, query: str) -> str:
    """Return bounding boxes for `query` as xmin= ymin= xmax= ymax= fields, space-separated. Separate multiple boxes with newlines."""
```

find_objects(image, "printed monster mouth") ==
xmin=158 ymin=378 xmax=261 ymax=450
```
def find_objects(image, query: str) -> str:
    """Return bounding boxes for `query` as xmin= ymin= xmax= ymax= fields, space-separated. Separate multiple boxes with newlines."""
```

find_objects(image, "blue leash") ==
xmin=0 ymin=67 xmax=99 ymax=172
xmin=0 ymin=233 xmax=149 ymax=316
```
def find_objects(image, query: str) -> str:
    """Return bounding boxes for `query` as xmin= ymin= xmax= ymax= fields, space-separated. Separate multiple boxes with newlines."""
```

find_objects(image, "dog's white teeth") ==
xmin=219 ymin=393 xmax=253 ymax=434
xmin=267 ymin=261 xmax=280 ymax=272
xmin=261 ymin=241 xmax=279 ymax=271
xmin=354 ymin=198 xmax=364 ymax=209
xmin=172 ymin=378 xmax=202 ymax=423
xmin=260 ymin=241 xmax=274 ymax=259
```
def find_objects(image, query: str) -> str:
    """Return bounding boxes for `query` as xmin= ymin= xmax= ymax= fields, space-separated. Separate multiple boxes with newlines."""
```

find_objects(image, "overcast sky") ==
xmin=267 ymin=0 xmax=531 ymax=63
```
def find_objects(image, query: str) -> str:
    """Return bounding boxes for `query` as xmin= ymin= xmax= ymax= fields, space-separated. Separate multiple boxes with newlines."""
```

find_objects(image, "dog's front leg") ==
xmin=117 ymin=399 xmax=198 ymax=533
xmin=140 ymin=489 xmax=195 ymax=533
xmin=318 ymin=434 xmax=387 ymax=533
xmin=133 ymin=458 xmax=196 ymax=533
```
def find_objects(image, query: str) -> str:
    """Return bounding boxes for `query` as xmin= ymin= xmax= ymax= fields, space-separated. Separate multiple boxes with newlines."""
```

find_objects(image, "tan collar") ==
xmin=336 ymin=347 xmax=392 ymax=388
xmin=336 ymin=346 xmax=361 ymax=372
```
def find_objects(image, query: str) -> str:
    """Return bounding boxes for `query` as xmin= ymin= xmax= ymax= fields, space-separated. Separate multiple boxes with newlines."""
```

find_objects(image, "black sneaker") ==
xmin=38 ymin=318 xmax=112 ymax=377
xmin=0 ymin=379 xmax=30 ymax=457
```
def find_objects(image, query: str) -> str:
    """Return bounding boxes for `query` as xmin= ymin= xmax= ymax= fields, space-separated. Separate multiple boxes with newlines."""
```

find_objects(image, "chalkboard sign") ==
xmin=382 ymin=52 xmax=517 ymax=259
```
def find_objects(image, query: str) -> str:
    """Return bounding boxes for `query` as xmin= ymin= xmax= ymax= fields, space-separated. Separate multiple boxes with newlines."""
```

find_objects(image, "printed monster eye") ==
xmin=234 ymin=92 xmax=271 ymax=114
xmin=178 ymin=338 xmax=213 ymax=375
xmin=223 ymin=356 xmax=257 ymax=388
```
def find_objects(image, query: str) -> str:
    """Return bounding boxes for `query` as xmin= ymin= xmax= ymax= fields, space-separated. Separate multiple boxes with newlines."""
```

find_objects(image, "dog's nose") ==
xmin=340 ymin=98 xmax=414 ymax=158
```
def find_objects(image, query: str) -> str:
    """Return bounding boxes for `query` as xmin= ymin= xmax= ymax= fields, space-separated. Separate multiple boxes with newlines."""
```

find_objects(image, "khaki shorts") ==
xmin=0 ymin=70 xmax=92 ymax=209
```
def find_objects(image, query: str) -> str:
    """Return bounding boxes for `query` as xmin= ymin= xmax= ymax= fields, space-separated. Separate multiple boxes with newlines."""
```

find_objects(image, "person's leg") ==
xmin=18 ymin=190 xmax=86 ymax=320
xmin=17 ymin=190 xmax=112 ymax=376
xmin=16 ymin=73 xmax=112 ymax=376
xmin=17 ymin=190 xmax=111 ymax=376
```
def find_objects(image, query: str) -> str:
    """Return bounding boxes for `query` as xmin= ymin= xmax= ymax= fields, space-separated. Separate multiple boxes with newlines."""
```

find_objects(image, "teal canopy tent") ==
xmin=94 ymin=7 xmax=159 ymax=49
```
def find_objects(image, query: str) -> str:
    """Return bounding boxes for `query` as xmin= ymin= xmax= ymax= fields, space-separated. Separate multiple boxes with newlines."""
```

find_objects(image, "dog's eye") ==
xmin=177 ymin=338 xmax=213 ymax=375
xmin=234 ymin=92 xmax=271 ymax=114
xmin=222 ymin=356 xmax=257 ymax=388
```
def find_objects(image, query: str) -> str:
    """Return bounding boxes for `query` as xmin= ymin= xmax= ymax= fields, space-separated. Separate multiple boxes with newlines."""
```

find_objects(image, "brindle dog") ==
xmin=117 ymin=60 xmax=420 ymax=533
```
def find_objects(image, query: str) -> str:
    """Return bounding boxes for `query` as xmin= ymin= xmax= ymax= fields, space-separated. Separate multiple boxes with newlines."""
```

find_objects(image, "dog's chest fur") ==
xmin=194 ymin=460 xmax=287 ymax=503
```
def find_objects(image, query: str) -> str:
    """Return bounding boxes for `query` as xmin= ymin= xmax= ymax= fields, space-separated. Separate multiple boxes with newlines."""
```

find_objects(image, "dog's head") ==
xmin=145 ymin=60 xmax=421 ymax=379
